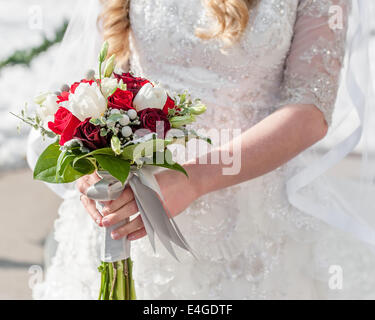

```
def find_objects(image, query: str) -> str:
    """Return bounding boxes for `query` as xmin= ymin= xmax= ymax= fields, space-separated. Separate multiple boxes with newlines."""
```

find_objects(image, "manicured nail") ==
xmin=96 ymin=218 xmax=101 ymax=225
xmin=128 ymin=235 xmax=135 ymax=241
xmin=102 ymin=217 xmax=109 ymax=227
xmin=111 ymin=232 xmax=119 ymax=240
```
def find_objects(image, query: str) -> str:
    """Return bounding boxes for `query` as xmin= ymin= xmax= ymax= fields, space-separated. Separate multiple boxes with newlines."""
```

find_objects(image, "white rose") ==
xmin=101 ymin=77 xmax=119 ymax=98
xmin=133 ymin=83 xmax=167 ymax=112
xmin=36 ymin=93 xmax=59 ymax=125
xmin=67 ymin=82 xmax=107 ymax=121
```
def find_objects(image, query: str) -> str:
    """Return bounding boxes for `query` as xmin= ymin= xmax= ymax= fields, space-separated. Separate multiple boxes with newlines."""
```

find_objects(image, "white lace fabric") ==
xmin=32 ymin=0 xmax=375 ymax=300
xmin=281 ymin=0 xmax=350 ymax=126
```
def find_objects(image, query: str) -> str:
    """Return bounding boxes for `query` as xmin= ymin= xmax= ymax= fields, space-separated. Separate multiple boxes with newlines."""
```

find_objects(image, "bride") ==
xmin=28 ymin=0 xmax=375 ymax=299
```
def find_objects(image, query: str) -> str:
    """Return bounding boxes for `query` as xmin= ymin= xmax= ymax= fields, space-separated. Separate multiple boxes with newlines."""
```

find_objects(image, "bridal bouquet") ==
xmin=13 ymin=42 xmax=208 ymax=300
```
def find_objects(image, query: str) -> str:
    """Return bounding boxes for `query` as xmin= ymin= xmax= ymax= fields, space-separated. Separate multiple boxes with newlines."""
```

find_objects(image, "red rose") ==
xmin=107 ymin=88 xmax=134 ymax=111
xmin=163 ymin=96 xmax=177 ymax=115
xmin=114 ymin=72 xmax=150 ymax=97
xmin=73 ymin=118 xmax=107 ymax=150
xmin=56 ymin=91 xmax=70 ymax=104
xmin=57 ymin=79 xmax=95 ymax=103
xmin=138 ymin=108 xmax=171 ymax=136
xmin=48 ymin=107 xmax=82 ymax=146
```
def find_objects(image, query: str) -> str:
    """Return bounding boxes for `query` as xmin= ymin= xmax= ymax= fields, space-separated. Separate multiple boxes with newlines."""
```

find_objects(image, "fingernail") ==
xmin=102 ymin=217 xmax=109 ymax=227
xmin=128 ymin=235 xmax=135 ymax=241
xmin=111 ymin=232 xmax=119 ymax=240
xmin=96 ymin=218 xmax=101 ymax=225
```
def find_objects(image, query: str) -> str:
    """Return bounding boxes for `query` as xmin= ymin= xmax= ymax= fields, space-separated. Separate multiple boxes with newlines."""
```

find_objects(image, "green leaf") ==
xmin=111 ymin=136 xmax=122 ymax=155
xmin=59 ymin=162 xmax=87 ymax=183
xmin=148 ymin=162 xmax=188 ymax=177
xmin=33 ymin=142 xmax=61 ymax=183
xmin=47 ymin=146 xmax=96 ymax=183
xmin=72 ymin=158 xmax=96 ymax=175
xmin=170 ymin=115 xmax=196 ymax=128
xmin=100 ymin=128 xmax=108 ymax=137
xmin=56 ymin=151 xmax=73 ymax=178
xmin=122 ymin=139 xmax=172 ymax=161
xmin=145 ymin=150 xmax=188 ymax=177
xmin=121 ymin=144 xmax=137 ymax=161
xmin=90 ymin=118 xmax=101 ymax=126
xmin=189 ymin=103 xmax=207 ymax=115
xmin=179 ymin=93 xmax=186 ymax=105
xmin=94 ymin=154 xmax=130 ymax=184
xmin=55 ymin=151 xmax=93 ymax=183
xmin=108 ymin=114 xmax=123 ymax=122
xmin=72 ymin=148 xmax=115 ymax=166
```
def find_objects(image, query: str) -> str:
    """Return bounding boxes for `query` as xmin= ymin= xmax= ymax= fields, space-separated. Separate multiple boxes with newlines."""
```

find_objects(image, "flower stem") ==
xmin=98 ymin=259 xmax=136 ymax=300
xmin=109 ymin=262 xmax=117 ymax=300
xmin=127 ymin=258 xmax=136 ymax=300
xmin=124 ymin=258 xmax=130 ymax=299
xmin=101 ymin=263 xmax=110 ymax=300
xmin=98 ymin=263 xmax=106 ymax=300
xmin=115 ymin=261 xmax=126 ymax=300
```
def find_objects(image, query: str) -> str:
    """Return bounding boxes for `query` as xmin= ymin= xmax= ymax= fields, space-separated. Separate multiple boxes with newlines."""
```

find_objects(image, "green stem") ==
xmin=128 ymin=258 xmax=137 ymax=300
xmin=123 ymin=258 xmax=129 ymax=300
xmin=98 ymin=263 xmax=105 ymax=300
xmin=115 ymin=261 xmax=126 ymax=300
xmin=108 ymin=262 xmax=115 ymax=300
xmin=98 ymin=61 xmax=103 ymax=94
xmin=102 ymin=263 xmax=110 ymax=300
xmin=97 ymin=259 xmax=136 ymax=300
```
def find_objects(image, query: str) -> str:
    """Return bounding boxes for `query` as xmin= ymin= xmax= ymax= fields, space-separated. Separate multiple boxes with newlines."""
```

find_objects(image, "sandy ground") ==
xmin=0 ymin=169 xmax=61 ymax=300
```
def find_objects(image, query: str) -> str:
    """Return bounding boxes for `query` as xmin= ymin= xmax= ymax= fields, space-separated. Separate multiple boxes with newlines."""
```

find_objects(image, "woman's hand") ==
xmin=77 ymin=167 xmax=201 ymax=241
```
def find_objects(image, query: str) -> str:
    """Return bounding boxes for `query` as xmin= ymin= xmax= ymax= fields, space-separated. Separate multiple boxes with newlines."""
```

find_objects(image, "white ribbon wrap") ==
xmin=86 ymin=168 xmax=195 ymax=262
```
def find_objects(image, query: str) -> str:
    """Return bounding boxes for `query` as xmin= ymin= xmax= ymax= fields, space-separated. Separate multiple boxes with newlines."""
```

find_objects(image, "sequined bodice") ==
xmin=129 ymin=0 xmax=298 ymax=129
xmin=129 ymin=0 xmax=348 ymax=129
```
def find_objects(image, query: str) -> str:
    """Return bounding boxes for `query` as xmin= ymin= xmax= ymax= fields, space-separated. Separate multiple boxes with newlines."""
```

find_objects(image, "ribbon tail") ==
xmin=130 ymin=174 xmax=193 ymax=260
xmin=132 ymin=195 xmax=156 ymax=252
xmin=137 ymin=169 xmax=195 ymax=252
xmin=167 ymin=212 xmax=198 ymax=260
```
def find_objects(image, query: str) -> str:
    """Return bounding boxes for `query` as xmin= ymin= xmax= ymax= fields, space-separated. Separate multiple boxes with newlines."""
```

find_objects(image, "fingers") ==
xmin=102 ymin=186 xmax=135 ymax=216
xmin=102 ymin=199 xmax=138 ymax=227
xmin=80 ymin=194 xmax=103 ymax=226
xmin=111 ymin=215 xmax=145 ymax=240
xmin=76 ymin=173 xmax=101 ymax=195
xmin=128 ymin=227 xmax=147 ymax=241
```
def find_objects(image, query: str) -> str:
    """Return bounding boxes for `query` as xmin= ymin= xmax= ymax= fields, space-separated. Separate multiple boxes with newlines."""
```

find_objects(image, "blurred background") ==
xmin=0 ymin=0 xmax=374 ymax=299
xmin=0 ymin=0 xmax=75 ymax=299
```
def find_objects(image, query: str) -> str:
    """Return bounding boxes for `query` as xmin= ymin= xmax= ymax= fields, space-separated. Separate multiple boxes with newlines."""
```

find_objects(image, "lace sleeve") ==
xmin=280 ymin=0 xmax=351 ymax=126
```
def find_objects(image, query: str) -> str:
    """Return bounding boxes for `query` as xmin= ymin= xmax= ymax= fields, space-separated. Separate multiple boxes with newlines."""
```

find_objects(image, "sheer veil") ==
xmin=27 ymin=0 xmax=103 ymax=199
xmin=27 ymin=0 xmax=375 ymax=248
xmin=286 ymin=0 xmax=375 ymax=248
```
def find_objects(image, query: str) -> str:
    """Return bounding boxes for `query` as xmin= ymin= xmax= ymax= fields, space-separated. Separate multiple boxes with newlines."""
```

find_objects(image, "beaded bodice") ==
xmin=129 ymin=0 xmax=349 ymax=129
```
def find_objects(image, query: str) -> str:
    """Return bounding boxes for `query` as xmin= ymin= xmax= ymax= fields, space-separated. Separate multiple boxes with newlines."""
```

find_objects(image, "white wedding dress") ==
xmin=30 ymin=0 xmax=375 ymax=299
